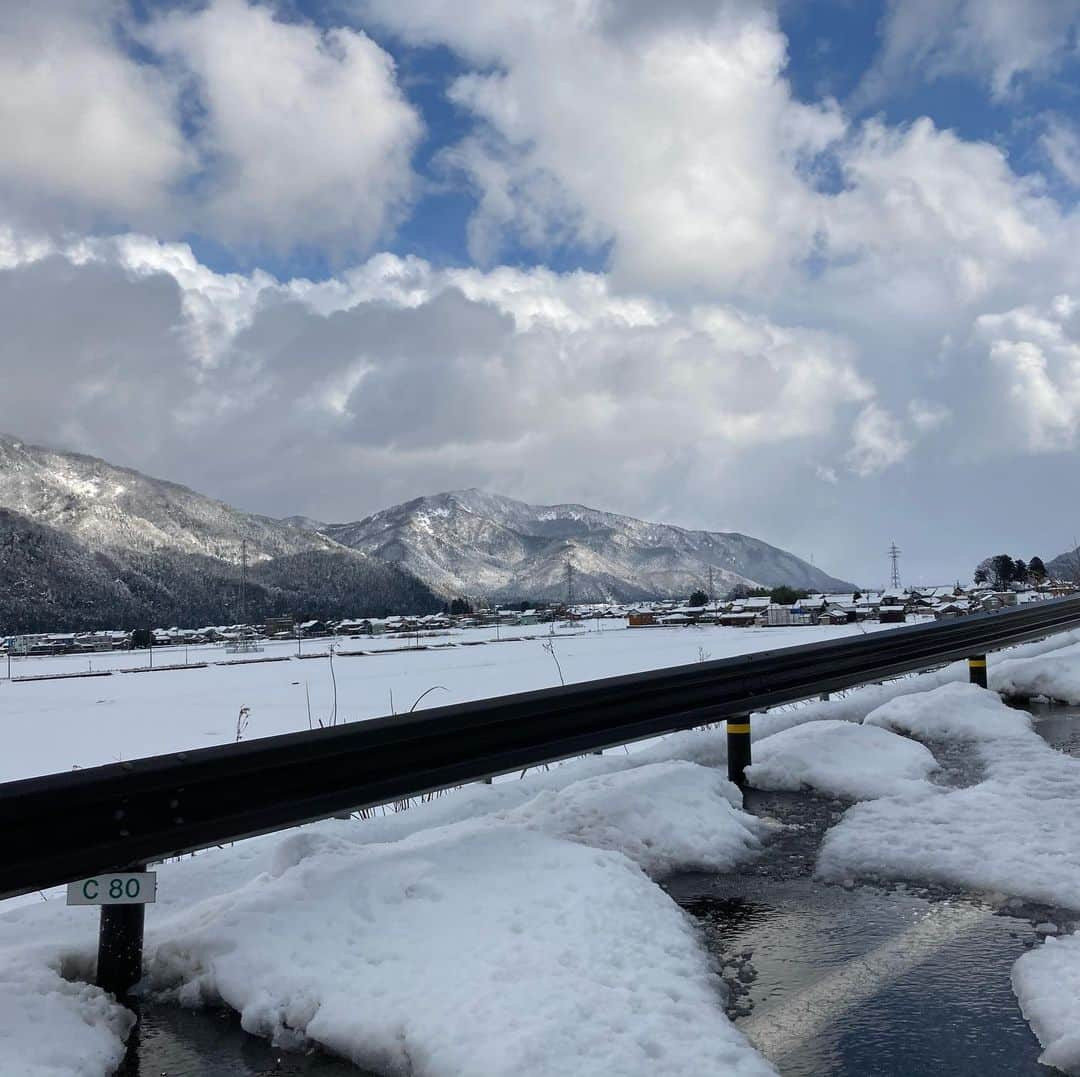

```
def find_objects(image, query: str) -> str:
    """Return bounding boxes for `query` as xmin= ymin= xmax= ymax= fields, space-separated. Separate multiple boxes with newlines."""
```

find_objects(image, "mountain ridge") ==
xmin=313 ymin=488 xmax=855 ymax=601
xmin=0 ymin=434 xmax=855 ymax=626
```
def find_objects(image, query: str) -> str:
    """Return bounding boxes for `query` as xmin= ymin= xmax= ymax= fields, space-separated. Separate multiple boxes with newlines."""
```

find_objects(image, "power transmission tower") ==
xmin=887 ymin=542 xmax=902 ymax=589
xmin=707 ymin=565 xmax=715 ymax=603
xmin=564 ymin=555 xmax=575 ymax=609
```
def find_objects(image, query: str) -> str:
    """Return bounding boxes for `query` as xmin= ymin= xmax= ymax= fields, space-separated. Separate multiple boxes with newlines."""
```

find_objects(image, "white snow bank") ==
xmin=993 ymin=640 xmax=1080 ymax=704
xmin=1013 ymin=932 xmax=1080 ymax=1074
xmin=504 ymin=762 xmax=768 ymax=877
xmin=746 ymin=720 xmax=937 ymax=800
xmin=0 ymin=954 xmax=134 ymax=1077
xmin=818 ymin=684 xmax=1080 ymax=910
xmin=149 ymin=824 xmax=776 ymax=1076
xmin=1 ymin=758 xmax=776 ymax=1077
xmin=863 ymin=680 xmax=1034 ymax=742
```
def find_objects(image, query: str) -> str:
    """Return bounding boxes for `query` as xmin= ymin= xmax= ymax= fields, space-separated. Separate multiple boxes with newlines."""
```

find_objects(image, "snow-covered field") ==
xmin=0 ymin=621 xmax=895 ymax=782
xmin=5 ymin=623 xmax=1080 ymax=1076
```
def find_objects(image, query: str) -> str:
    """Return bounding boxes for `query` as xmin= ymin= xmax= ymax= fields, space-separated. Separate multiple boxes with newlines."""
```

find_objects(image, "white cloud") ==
xmin=147 ymin=0 xmax=421 ymax=256
xmin=363 ymin=0 xmax=844 ymax=292
xmin=1041 ymin=116 xmax=1080 ymax=188
xmin=0 ymin=1 xmax=189 ymax=228
xmin=908 ymin=399 xmax=950 ymax=432
xmin=977 ymin=295 xmax=1080 ymax=453
xmin=822 ymin=118 xmax=1057 ymax=309
xmin=858 ymin=0 xmax=1080 ymax=103
xmin=846 ymin=403 xmax=912 ymax=477
xmin=0 ymin=1 xmax=420 ymax=258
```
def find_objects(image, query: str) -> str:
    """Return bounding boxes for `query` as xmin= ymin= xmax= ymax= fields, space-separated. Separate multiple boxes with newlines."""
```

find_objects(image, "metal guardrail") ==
xmin=4 ymin=597 xmax=1080 ymax=903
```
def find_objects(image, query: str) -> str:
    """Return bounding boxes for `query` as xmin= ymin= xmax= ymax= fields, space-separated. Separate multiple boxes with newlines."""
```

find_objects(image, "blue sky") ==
xmin=0 ymin=0 xmax=1079 ymax=583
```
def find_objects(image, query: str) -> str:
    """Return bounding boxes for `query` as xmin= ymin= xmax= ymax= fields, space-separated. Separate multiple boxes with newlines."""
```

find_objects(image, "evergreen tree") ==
xmin=688 ymin=589 xmax=709 ymax=607
xmin=1029 ymin=556 xmax=1047 ymax=584
xmin=769 ymin=585 xmax=809 ymax=605
xmin=990 ymin=554 xmax=1016 ymax=589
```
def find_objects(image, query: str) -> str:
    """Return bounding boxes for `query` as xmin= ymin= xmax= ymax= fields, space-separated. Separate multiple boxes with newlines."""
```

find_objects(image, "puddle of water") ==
xmin=670 ymin=875 xmax=1055 ymax=1077
xmin=117 ymin=1003 xmax=377 ymax=1077
xmin=1028 ymin=700 xmax=1080 ymax=757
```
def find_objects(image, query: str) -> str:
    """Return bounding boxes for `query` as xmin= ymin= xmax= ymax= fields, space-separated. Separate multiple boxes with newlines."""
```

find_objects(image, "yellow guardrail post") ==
xmin=968 ymin=654 xmax=988 ymax=689
xmin=727 ymin=714 xmax=751 ymax=788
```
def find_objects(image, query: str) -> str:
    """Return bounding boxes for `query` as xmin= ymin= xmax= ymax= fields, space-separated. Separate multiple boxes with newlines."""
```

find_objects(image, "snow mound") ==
xmin=1 ymin=753 xmax=779 ymax=1077
xmin=0 ymin=955 xmax=134 ymax=1077
xmin=503 ymin=761 xmax=766 ymax=877
xmin=863 ymin=680 xmax=1033 ymax=741
xmin=746 ymin=720 xmax=937 ymax=800
xmin=1013 ymin=932 xmax=1080 ymax=1074
xmin=993 ymin=640 xmax=1080 ymax=704
xmin=818 ymin=684 xmax=1080 ymax=910
xmin=148 ymin=824 xmax=777 ymax=1076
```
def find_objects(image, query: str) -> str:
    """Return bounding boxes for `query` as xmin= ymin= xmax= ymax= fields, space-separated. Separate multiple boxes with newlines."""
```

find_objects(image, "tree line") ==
xmin=973 ymin=554 xmax=1047 ymax=589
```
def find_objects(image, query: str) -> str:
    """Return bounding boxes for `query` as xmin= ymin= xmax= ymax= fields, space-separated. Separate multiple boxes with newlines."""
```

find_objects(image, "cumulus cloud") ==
xmin=147 ymin=0 xmax=421 ymax=256
xmin=976 ymin=295 xmax=1080 ymax=453
xmin=0 ymin=1 xmax=420 ymax=257
xmin=0 ymin=1 xmax=189 ymax=229
xmin=857 ymin=0 xmax=1080 ymax=103
xmin=362 ymin=0 xmax=843 ymax=292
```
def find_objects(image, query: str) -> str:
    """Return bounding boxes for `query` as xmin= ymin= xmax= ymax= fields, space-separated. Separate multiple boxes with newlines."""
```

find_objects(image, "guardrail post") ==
xmin=96 ymin=865 xmax=146 ymax=1001
xmin=727 ymin=714 xmax=751 ymax=788
xmin=968 ymin=654 xmax=988 ymax=689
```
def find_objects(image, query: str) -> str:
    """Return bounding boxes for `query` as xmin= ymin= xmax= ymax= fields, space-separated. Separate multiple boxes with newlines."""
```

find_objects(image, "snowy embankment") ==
xmin=6 ymin=626 xmax=1080 ymax=1075
xmin=0 ymin=759 xmax=776 ymax=1077
xmin=817 ymin=683 xmax=1080 ymax=910
xmin=993 ymin=639 xmax=1080 ymax=703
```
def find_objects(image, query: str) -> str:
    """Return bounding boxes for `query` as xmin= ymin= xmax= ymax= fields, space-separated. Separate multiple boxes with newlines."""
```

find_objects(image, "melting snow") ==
xmin=1013 ymin=932 xmax=1080 ymax=1074
xmin=747 ymin=720 xmax=937 ymax=800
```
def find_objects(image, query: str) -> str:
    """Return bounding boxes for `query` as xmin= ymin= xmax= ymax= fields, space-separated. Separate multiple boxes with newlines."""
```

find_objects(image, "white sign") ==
xmin=66 ymin=872 xmax=157 ymax=906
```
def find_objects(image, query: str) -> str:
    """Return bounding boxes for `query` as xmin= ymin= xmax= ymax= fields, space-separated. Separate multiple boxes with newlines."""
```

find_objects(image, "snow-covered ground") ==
xmin=6 ymin=623 xmax=1080 ymax=1075
xmin=0 ymin=621 xmax=895 ymax=782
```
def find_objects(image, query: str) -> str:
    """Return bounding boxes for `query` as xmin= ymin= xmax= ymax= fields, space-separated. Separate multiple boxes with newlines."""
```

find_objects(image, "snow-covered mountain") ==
xmin=0 ymin=435 xmax=855 ymax=627
xmin=317 ymin=489 xmax=855 ymax=601
xmin=0 ymin=435 xmax=336 ymax=564
xmin=0 ymin=435 xmax=439 ymax=630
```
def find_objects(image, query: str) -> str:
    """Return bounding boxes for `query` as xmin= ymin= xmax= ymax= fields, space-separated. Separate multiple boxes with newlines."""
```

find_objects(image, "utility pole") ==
xmin=888 ymin=542 xmax=902 ymax=590
xmin=240 ymin=539 xmax=248 ymax=629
